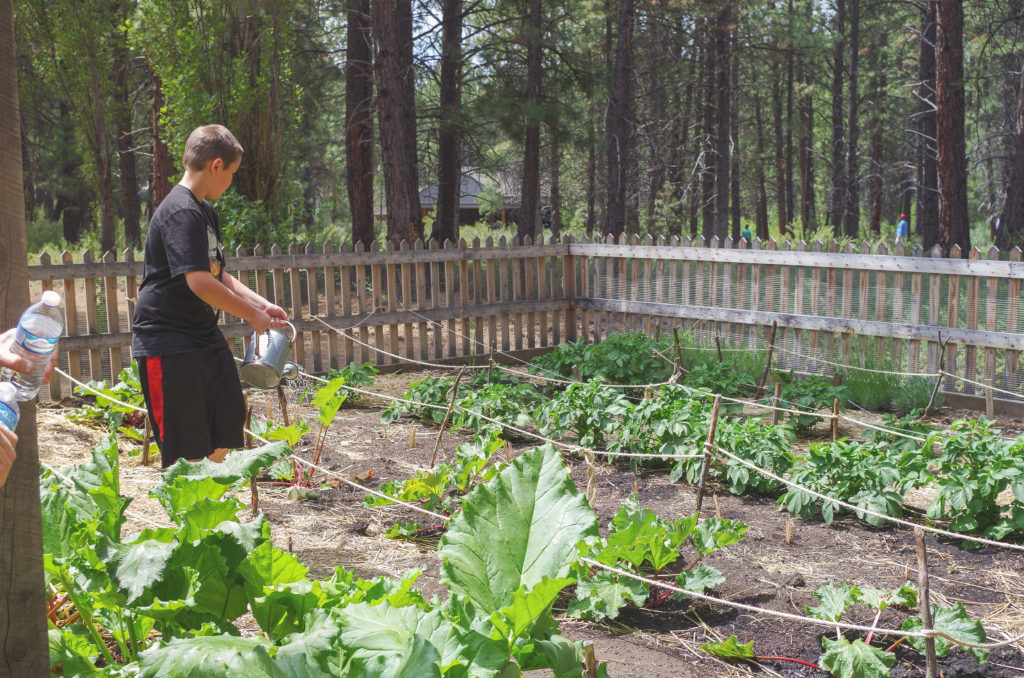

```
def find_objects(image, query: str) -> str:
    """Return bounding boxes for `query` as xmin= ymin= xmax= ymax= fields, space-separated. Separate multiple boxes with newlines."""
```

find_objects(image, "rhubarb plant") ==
xmin=568 ymin=493 xmax=747 ymax=621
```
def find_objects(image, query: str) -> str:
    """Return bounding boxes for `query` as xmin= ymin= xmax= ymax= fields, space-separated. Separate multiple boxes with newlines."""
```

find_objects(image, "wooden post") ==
xmin=246 ymin=403 xmax=259 ymax=518
xmin=695 ymin=395 xmax=723 ymax=517
xmin=756 ymin=321 xmax=778 ymax=398
xmin=0 ymin=2 xmax=49 ymax=666
xmin=986 ymin=377 xmax=995 ymax=420
xmin=771 ymin=382 xmax=782 ymax=426
xmin=714 ymin=334 xmax=723 ymax=363
xmin=915 ymin=528 xmax=939 ymax=678
xmin=922 ymin=336 xmax=948 ymax=420
xmin=672 ymin=327 xmax=687 ymax=378
xmin=141 ymin=417 xmax=151 ymax=466
xmin=276 ymin=384 xmax=290 ymax=426
xmin=582 ymin=640 xmax=598 ymax=678
xmin=831 ymin=399 xmax=840 ymax=441
xmin=430 ymin=368 xmax=465 ymax=468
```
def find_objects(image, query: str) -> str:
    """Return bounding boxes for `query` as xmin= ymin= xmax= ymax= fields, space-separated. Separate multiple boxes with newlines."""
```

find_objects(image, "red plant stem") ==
xmin=884 ymin=637 xmax=907 ymax=653
xmin=756 ymin=656 xmax=824 ymax=670
xmin=864 ymin=608 xmax=883 ymax=645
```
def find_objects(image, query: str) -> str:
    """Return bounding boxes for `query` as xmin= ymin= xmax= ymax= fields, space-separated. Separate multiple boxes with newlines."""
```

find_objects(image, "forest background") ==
xmin=12 ymin=0 xmax=1024 ymax=259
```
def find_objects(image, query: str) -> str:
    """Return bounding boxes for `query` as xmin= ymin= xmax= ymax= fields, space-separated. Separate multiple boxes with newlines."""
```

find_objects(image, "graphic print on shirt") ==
xmin=207 ymin=224 xmax=223 ymax=279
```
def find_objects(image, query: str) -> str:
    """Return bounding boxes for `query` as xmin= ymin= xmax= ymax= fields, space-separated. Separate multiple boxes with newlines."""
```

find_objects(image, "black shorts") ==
xmin=137 ymin=343 xmax=246 ymax=468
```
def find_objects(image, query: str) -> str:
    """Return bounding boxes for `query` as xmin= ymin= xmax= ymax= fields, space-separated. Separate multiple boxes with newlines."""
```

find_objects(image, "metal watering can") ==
xmin=240 ymin=321 xmax=299 ymax=389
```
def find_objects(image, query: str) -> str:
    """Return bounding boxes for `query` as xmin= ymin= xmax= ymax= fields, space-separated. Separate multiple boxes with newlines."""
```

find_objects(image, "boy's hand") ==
xmin=0 ymin=328 xmax=33 ymax=374
xmin=264 ymin=303 xmax=288 ymax=323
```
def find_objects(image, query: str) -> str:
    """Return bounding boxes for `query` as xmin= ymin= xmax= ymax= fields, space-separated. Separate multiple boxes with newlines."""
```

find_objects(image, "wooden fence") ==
xmin=27 ymin=234 xmax=1024 ymax=409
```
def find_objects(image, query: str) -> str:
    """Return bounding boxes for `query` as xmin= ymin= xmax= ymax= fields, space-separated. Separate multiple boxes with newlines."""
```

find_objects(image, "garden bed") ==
xmin=39 ymin=362 xmax=1024 ymax=677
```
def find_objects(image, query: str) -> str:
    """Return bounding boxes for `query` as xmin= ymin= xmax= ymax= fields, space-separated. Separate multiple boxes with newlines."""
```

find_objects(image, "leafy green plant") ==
xmin=529 ymin=338 xmax=588 ymax=379
xmin=609 ymin=385 xmax=713 ymax=475
xmin=779 ymin=439 xmax=911 ymax=525
xmin=925 ymin=418 xmax=1024 ymax=544
xmin=569 ymin=493 xmax=747 ymax=621
xmin=773 ymin=371 xmax=849 ymax=432
xmin=715 ymin=417 xmax=794 ymax=494
xmin=533 ymin=379 xmax=631 ymax=449
xmin=363 ymin=432 xmax=508 ymax=522
xmin=69 ymin=364 xmax=148 ymax=449
xmin=578 ymin=331 xmax=673 ymax=387
xmin=451 ymin=381 xmax=541 ymax=435
xmin=381 ymin=375 xmax=464 ymax=425
xmin=313 ymin=361 xmax=378 ymax=402
xmin=682 ymin=359 xmax=754 ymax=400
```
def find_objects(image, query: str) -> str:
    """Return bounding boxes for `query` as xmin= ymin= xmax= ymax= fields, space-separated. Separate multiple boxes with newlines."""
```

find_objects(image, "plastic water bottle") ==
xmin=0 ymin=383 xmax=18 ymax=431
xmin=1 ymin=291 xmax=64 ymax=401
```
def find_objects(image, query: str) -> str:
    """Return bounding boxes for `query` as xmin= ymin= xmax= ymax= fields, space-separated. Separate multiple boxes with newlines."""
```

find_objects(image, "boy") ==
xmin=132 ymin=125 xmax=288 ymax=468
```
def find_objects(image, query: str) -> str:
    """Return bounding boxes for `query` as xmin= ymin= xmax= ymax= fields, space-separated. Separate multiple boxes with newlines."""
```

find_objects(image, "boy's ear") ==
xmin=208 ymin=157 xmax=224 ymax=173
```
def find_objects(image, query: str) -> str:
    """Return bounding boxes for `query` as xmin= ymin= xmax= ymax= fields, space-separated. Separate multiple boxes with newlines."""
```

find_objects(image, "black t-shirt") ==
xmin=132 ymin=185 xmax=228 ymax=356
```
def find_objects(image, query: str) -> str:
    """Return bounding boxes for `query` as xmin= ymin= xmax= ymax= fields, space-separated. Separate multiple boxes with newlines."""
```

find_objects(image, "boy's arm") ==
xmin=220 ymin=273 xmax=288 ymax=321
xmin=185 ymin=271 xmax=288 ymax=332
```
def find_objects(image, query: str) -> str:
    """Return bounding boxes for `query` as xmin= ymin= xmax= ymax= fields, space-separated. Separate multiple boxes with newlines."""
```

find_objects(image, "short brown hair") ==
xmin=182 ymin=125 xmax=244 ymax=171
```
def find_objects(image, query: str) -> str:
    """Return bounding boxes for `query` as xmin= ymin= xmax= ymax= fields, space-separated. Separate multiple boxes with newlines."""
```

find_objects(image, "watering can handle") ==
xmin=267 ymin=320 xmax=297 ymax=343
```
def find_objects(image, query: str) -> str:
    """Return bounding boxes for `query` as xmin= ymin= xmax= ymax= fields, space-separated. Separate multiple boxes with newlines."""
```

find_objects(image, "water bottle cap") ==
xmin=42 ymin=290 xmax=62 ymax=307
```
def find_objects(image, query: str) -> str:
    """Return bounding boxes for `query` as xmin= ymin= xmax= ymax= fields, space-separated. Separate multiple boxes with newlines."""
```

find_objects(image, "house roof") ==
xmin=418 ymin=174 xmax=489 ymax=209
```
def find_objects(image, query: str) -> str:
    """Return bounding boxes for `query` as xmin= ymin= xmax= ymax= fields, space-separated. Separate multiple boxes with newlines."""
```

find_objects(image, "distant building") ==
xmin=417 ymin=171 xmax=522 ymax=226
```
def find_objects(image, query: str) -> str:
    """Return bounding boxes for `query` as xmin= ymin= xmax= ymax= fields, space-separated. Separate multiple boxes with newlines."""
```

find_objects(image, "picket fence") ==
xmin=26 ymin=234 xmax=1024 ymax=411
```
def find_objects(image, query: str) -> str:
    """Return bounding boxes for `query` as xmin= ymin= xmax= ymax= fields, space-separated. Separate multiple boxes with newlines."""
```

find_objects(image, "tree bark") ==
xmin=346 ymin=0 xmax=375 ymax=246
xmin=843 ymin=0 xmax=860 ymax=238
xmin=549 ymin=129 xmax=562 ymax=238
xmin=713 ymin=5 xmax=731 ymax=240
xmin=918 ymin=1 xmax=939 ymax=247
xmin=827 ymin=0 xmax=847 ymax=233
xmin=730 ymin=52 xmax=741 ymax=241
xmin=605 ymin=0 xmax=635 ymax=238
xmin=996 ymin=59 xmax=1024 ymax=250
xmin=0 ymin=1 xmax=48 ymax=673
xmin=773 ymin=62 xmax=787 ymax=236
xmin=936 ymin=0 xmax=969 ymax=256
xmin=754 ymin=90 xmax=770 ymax=240
xmin=114 ymin=1 xmax=140 ymax=249
xmin=373 ymin=0 xmax=422 ymax=243
xmin=520 ymin=0 xmax=543 ymax=241
xmin=700 ymin=18 xmax=716 ymax=239
xmin=150 ymin=71 xmax=174 ymax=212
xmin=434 ymin=0 xmax=463 ymax=243
xmin=798 ymin=58 xmax=816 ymax=235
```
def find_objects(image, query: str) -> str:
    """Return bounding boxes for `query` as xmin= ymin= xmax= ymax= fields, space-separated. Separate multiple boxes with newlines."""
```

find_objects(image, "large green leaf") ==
xmin=490 ymin=577 xmax=574 ymax=646
xmin=567 ymin=568 xmax=648 ymax=621
xmin=439 ymin=445 xmax=598 ymax=611
xmin=161 ymin=442 xmax=291 ymax=489
xmin=902 ymin=601 xmax=989 ymax=663
xmin=49 ymin=626 xmax=101 ymax=676
xmin=701 ymin=635 xmax=756 ymax=660
xmin=137 ymin=635 xmax=286 ymax=678
xmin=273 ymin=609 xmax=348 ymax=678
xmin=335 ymin=601 xmax=443 ymax=676
xmin=818 ymin=637 xmax=895 ymax=678
xmin=97 ymin=537 xmax=178 ymax=604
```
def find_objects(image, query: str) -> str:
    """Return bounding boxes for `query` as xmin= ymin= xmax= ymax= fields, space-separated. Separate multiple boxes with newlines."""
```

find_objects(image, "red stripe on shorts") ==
xmin=145 ymin=357 xmax=165 ymax=442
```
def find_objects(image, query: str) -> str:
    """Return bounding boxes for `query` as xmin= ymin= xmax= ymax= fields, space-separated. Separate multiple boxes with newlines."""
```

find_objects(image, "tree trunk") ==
xmin=373 ymin=0 xmax=421 ymax=243
xmin=549 ymin=129 xmax=562 ymax=238
xmin=996 ymin=59 xmax=1024 ymax=250
xmin=605 ymin=0 xmax=635 ymax=238
xmin=114 ymin=4 xmax=140 ymax=248
xmin=843 ymin=0 xmax=860 ymax=238
xmin=729 ymin=52 xmax=740 ymax=241
xmin=936 ymin=0 xmax=969 ymax=256
xmin=798 ymin=59 xmax=816 ymax=235
xmin=585 ymin=106 xmax=597 ymax=237
xmin=773 ymin=62 xmax=787 ymax=236
xmin=918 ymin=1 xmax=939 ymax=247
xmin=346 ymin=0 xmax=375 ymax=247
xmin=785 ymin=0 xmax=796 ymax=225
xmin=434 ymin=0 xmax=463 ymax=243
xmin=0 ymin=1 xmax=48 ymax=673
xmin=754 ymin=90 xmax=770 ymax=240
xmin=868 ymin=33 xmax=886 ymax=235
xmin=713 ymin=5 xmax=731 ymax=240
xmin=827 ymin=0 xmax=846 ymax=233
xmin=520 ymin=0 xmax=543 ymax=241
xmin=150 ymin=71 xmax=174 ymax=212
xmin=701 ymin=18 xmax=715 ymax=239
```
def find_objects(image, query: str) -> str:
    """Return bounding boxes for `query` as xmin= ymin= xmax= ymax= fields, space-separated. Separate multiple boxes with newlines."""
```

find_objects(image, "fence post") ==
xmin=695 ymin=395 xmax=723 ymax=517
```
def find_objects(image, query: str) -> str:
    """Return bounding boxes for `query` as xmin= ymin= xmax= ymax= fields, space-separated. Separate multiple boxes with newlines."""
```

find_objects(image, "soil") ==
xmin=37 ymin=373 xmax=1024 ymax=678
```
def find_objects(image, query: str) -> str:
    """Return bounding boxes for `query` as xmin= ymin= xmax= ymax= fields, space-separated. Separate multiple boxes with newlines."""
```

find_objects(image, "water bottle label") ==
xmin=0 ymin=402 xmax=16 ymax=430
xmin=17 ymin=323 xmax=59 ymax=357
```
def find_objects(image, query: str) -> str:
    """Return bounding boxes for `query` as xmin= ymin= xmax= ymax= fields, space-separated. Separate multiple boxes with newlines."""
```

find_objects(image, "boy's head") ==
xmin=182 ymin=125 xmax=243 ymax=172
